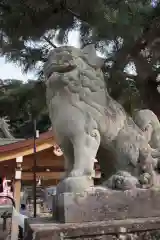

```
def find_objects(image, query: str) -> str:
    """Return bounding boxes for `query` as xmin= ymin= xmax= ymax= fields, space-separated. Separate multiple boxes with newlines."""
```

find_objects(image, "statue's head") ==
xmin=43 ymin=44 xmax=104 ymax=79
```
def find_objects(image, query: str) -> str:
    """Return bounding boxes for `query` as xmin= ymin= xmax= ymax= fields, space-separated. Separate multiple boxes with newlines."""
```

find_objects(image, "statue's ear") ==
xmin=82 ymin=44 xmax=105 ymax=68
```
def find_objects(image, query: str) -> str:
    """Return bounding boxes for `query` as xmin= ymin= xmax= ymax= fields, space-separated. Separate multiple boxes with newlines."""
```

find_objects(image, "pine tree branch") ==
xmin=43 ymin=36 xmax=57 ymax=48
xmin=112 ymin=5 xmax=160 ymax=71
xmin=0 ymin=2 xmax=11 ymax=12
xmin=62 ymin=0 xmax=90 ymax=26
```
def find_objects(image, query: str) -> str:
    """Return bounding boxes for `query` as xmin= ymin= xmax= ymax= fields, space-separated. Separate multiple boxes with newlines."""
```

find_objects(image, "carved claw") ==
xmin=69 ymin=169 xmax=94 ymax=178
xmin=104 ymin=172 xmax=139 ymax=190
xmin=69 ymin=170 xmax=84 ymax=177
xmin=139 ymin=173 xmax=152 ymax=188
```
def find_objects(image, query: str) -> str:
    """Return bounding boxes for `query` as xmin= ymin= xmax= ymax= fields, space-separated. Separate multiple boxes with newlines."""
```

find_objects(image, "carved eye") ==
xmin=144 ymin=127 xmax=148 ymax=132
xmin=91 ymin=131 xmax=97 ymax=138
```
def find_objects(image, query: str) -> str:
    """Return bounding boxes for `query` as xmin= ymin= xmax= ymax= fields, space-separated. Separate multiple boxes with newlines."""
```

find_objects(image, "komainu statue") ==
xmin=44 ymin=44 xmax=160 ymax=193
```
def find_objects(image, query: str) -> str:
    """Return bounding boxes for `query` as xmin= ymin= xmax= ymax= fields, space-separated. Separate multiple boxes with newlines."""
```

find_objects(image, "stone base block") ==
xmin=24 ymin=217 xmax=160 ymax=240
xmin=56 ymin=176 xmax=94 ymax=194
xmin=53 ymin=187 xmax=160 ymax=223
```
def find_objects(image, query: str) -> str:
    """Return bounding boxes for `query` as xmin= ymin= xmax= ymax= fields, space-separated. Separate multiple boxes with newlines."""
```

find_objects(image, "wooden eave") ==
xmin=0 ymin=131 xmax=56 ymax=162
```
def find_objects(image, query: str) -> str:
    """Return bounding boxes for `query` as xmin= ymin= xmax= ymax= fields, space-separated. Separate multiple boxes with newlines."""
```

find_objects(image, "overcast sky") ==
xmin=0 ymin=30 xmax=80 ymax=81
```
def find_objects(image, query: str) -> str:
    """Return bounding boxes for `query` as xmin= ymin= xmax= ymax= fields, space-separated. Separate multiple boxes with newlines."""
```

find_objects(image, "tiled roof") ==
xmin=0 ymin=138 xmax=24 ymax=146
xmin=0 ymin=130 xmax=53 ymax=153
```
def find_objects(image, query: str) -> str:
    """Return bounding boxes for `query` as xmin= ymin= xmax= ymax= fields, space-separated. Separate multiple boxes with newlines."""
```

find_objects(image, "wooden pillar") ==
xmin=11 ymin=156 xmax=23 ymax=240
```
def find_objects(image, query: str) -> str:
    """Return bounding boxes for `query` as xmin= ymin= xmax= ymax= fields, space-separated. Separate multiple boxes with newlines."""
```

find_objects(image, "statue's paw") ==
xmin=139 ymin=173 xmax=152 ymax=188
xmin=69 ymin=168 xmax=94 ymax=178
xmin=105 ymin=173 xmax=139 ymax=190
xmin=69 ymin=170 xmax=84 ymax=177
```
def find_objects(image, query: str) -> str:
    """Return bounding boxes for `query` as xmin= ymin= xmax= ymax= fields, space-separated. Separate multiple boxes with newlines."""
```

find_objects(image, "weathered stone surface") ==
xmin=133 ymin=109 xmax=160 ymax=150
xmin=24 ymin=217 xmax=160 ymax=240
xmin=54 ymin=187 xmax=160 ymax=223
xmin=44 ymin=44 xmax=160 ymax=193
xmin=56 ymin=176 xmax=94 ymax=195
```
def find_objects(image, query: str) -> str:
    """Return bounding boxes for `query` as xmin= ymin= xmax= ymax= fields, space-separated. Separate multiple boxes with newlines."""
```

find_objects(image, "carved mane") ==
xmin=44 ymin=45 xmax=127 ymax=134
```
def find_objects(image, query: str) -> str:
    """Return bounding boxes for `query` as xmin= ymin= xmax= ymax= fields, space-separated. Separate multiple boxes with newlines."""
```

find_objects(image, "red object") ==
xmin=0 ymin=177 xmax=13 ymax=205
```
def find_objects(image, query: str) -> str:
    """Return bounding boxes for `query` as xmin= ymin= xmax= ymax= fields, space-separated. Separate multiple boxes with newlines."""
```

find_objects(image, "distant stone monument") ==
xmin=0 ymin=117 xmax=23 ymax=145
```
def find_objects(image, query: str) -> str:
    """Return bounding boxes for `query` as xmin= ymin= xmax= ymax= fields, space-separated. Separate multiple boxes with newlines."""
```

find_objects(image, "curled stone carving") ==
xmin=44 ymin=44 xmax=160 ymax=193
xmin=117 ymin=231 xmax=160 ymax=240
xmin=133 ymin=109 xmax=160 ymax=169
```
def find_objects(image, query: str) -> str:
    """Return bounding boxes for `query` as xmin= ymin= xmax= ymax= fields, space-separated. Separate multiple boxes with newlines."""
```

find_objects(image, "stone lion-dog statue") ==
xmin=44 ymin=44 xmax=160 ymax=193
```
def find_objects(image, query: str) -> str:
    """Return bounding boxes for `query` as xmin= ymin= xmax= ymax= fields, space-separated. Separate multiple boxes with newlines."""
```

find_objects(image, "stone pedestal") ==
xmin=56 ymin=176 xmax=94 ymax=194
xmin=24 ymin=187 xmax=160 ymax=240
xmin=24 ymin=217 xmax=160 ymax=240
xmin=53 ymin=187 xmax=160 ymax=223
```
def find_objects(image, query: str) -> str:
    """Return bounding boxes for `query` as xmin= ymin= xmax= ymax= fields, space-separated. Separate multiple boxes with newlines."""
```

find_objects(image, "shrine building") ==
xmin=0 ymin=119 xmax=101 ymax=187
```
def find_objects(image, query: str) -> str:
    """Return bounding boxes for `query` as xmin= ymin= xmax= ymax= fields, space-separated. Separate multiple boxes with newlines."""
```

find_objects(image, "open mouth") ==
xmin=45 ymin=64 xmax=76 ymax=78
xmin=55 ymin=65 xmax=76 ymax=73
